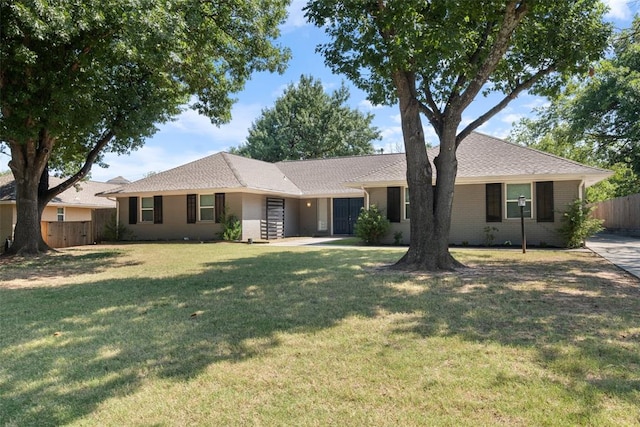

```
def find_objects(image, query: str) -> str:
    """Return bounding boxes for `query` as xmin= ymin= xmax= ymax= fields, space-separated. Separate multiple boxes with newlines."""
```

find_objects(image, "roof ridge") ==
xmin=491 ymin=135 xmax=612 ymax=173
xmin=276 ymin=152 xmax=405 ymax=165
xmin=220 ymin=152 xmax=247 ymax=187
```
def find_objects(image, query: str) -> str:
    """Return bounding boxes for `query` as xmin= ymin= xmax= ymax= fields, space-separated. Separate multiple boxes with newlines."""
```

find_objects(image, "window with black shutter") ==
xmin=187 ymin=194 xmax=197 ymax=224
xmin=485 ymin=183 xmax=502 ymax=222
xmin=536 ymin=181 xmax=554 ymax=222
xmin=387 ymin=187 xmax=401 ymax=223
xmin=153 ymin=195 xmax=163 ymax=224
xmin=215 ymin=193 xmax=225 ymax=223
xmin=129 ymin=197 xmax=138 ymax=224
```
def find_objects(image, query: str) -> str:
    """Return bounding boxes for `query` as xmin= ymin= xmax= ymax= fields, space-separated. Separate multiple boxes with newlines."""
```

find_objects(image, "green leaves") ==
xmin=1 ymin=0 xmax=291 ymax=168
xmin=233 ymin=75 xmax=380 ymax=162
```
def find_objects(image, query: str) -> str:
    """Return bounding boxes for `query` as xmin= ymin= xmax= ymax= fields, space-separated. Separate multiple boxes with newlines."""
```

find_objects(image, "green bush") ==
xmin=559 ymin=199 xmax=604 ymax=248
xmin=354 ymin=205 xmax=390 ymax=245
xmin=219 ymin=211 xmax=242 ymax=241
xmin=101 ymin=213 xmax=134 ymax=241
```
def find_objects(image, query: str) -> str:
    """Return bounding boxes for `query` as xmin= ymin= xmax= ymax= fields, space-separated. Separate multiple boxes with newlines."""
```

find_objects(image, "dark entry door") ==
xmin=333 ymin=198 xmax=364 ymax=235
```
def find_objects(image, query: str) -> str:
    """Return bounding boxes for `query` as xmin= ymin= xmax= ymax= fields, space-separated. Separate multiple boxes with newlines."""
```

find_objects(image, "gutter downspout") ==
xmin=362 ymin=187 xmax=370 ymax=209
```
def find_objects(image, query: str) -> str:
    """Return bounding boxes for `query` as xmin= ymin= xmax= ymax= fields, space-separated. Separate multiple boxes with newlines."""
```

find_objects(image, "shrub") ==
xmin=219 ymin=210 xmax=242 ymax=241
xmin=393 ymin=231 xmax=403 ymax=245
xmin=354 ymin=205 xmax=390 ymax=245
xmin=483 ymin=226 xmax=499 ymax=247
xmin=101 ymin=213 xmax=134 ymax=241
xmin=559 ymin=199 xmax=604 ymax=248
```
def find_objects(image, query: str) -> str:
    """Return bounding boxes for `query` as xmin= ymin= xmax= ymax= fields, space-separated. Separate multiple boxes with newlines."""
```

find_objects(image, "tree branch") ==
xmin=452 ymin=0 xmax=530 ymax=114
xmin=457 ymin=65 xmax=556 ymax=146
xmin=42 ymin=130 xmax=115 ymax=205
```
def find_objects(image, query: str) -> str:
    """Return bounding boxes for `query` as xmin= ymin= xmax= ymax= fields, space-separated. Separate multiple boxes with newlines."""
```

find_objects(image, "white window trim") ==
xmin=505 ymin=183 xmax=533 ymax=219
xmin=404 ymin=187 xmax=410 ymax=220
xmin=57 ymin=207 xmax=64 ymax=222
xmin=198 ymin=194 xmax=215 ymax=222
xmin=140 ymin=197 xmax=154 ymax=223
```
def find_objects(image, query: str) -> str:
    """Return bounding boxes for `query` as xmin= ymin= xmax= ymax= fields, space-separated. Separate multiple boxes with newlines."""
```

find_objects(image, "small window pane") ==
xmin=200 ymin=208 xmax=214 ymax=221
xmin=141 ymin=197 xmax=154 ymax=208
xmin=507 ymin=201 xmax=531 ymax=218
xmin=141 ymin=210 xmax=154 ymax=222
xmin=507 ymin=184 xmax=531 ymax=200
xmin=200 ymin=195 xmax=214 ymax=207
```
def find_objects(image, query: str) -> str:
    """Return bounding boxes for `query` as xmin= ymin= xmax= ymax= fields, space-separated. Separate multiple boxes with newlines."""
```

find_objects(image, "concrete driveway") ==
xmin=586 ymin=233 xmax=640 ymax=280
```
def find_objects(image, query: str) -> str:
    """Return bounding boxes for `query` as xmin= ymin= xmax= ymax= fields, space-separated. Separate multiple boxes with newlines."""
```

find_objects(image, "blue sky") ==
xmin=1 ymin=0 xmax=636 ymax=182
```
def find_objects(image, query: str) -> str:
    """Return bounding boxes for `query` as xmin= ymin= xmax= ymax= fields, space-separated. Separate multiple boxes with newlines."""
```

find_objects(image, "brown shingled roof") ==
xmin=100 ymin=152 xmax=302 ymax=196
xmin=0 ymin=174 xmax=117 ymax=208
xmin=347 ymin=133 xmax=611 ymax=187
xmin=97 ymin=132 xmax=611 ymax=198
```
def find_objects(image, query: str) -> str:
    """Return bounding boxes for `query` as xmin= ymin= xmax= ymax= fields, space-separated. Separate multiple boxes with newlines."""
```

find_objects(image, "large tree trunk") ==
xmin=392 ymin=71 xmax=462 ymax=271
xmin=6 ymin=137 xmax=54 ymax=256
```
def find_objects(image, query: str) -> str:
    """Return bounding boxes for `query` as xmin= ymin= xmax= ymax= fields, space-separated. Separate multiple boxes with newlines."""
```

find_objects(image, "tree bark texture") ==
xmin=6 ymin=137 xmax=54 ymax=255
xmin=392 ymin=71 xmax=462 ymax=271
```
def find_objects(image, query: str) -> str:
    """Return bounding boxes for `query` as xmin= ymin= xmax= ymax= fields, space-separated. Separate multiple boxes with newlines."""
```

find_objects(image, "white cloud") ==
xmin=500 ymin=113 xmax=523 ymax=125
xmin=91 ymin=145 xmax=213 ymax=182
xmin=281 ymin=0 xmax=310 ymax=33
xmin=358 ymin=99 xmax=385 ymax=110
xmin=167 ymin=109 xmax=217 ymax=136
xmin=603 ymin=0 xmax=632 ymax=20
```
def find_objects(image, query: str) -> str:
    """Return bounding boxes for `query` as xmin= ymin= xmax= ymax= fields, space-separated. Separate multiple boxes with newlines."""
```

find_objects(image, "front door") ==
xmin=333 ymin=198 xmax=364 ymax=235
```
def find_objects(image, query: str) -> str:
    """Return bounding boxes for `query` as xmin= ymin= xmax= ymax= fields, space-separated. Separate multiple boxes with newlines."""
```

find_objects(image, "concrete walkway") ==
xmin=586 ymin=233 xmax=640 ymax=280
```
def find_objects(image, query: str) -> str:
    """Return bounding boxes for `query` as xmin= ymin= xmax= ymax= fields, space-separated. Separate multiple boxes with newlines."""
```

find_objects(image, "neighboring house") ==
xmin=0 ymin=175 xmax=118 ymax=248
xmin=98 ymin=132 xmax=612 ymax=247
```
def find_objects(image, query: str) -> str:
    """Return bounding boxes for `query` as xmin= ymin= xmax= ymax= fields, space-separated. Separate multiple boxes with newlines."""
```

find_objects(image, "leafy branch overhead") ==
xmin=0 ymin=0 xmax=290 ymax=255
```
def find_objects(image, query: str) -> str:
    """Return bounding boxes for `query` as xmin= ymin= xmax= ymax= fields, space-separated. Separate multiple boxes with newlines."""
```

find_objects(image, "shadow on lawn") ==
xmin=0 ymin=248 xmax=639 ymax=425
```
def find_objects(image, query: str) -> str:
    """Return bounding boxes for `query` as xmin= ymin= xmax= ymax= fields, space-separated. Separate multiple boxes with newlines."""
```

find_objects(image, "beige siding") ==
xmin=117 ymin=195 xmax=223 ymax=241
xmin=366 ymin=180 xmax=581 ymax=247
xmin=298 ymin=199 xmax=317 ymax=236
xmin=241 ymin=193 xmax=263 ymax=241
xmin=41 ymin=206 xmax=92 ymax=222
xmin=367 ymin=187 xmax=410 ymax=244
xmin=0 ymin=204 xmax=15 ymax=247
xmin=284 ymin=197 xmax=300 ymax=237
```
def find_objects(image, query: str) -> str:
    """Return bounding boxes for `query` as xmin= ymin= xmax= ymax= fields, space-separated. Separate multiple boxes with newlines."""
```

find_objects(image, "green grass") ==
xmin=1 ymin=243 xmax=639 ymax=426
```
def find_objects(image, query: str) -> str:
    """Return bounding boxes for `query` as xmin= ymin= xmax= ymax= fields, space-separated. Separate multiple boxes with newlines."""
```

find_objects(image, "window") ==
xmin=506 ymin=183 xmax=532 ymax=219
xmin=141 ymin=197 xmax=154 ymax=222
xmin=405 ymin=187 xmax=410 ymax=219
xmin=199 ymin=195 xmax=215 ymax=221
xmin=485 ymin=183 xmax=502 ymax=222
xmin=57 ymin=208 xmax=64 ymax=222
xmin=387 ymin=187 xmax=401 ymax=223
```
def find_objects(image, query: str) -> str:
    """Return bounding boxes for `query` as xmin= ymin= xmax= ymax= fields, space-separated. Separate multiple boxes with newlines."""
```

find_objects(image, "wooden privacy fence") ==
xmin=42 ymin=221 xmax=92 ymax=248
xmin=591 ymin=193 xmax=640 ymax=235
xmin=41 ymin=208 xmax=116 ymax=248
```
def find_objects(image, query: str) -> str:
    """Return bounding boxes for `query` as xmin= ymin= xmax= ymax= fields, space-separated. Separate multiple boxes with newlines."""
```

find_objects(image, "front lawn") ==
xmin=1 ymin=244 xmax=639 ymax=426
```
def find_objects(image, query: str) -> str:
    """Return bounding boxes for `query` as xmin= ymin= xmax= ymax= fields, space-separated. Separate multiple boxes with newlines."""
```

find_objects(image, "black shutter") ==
xmin=129 ymin=197 xmax=138 ymax=224
xmin=387 ymin=187 xmax=401 ymax=223
xmin=154 ymin=195 xmax=163 ymax=224
xmin=187 ymin=194 xmax=197 ymax=224
xmin=536 ymin=181 xmax=554 ymax=222
xmin=215 ymin=193 xmax=225 ymax=223
xmin=485 ymin=183 xmax=502 ymax=222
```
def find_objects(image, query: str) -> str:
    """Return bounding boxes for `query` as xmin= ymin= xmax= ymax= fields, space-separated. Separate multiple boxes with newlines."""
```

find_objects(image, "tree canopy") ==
xmin=305 ymin=0 xmax=610 ymax=270
xmin=0 ymin=0 xmax=290 ymax=254
xmin=232 ymin=75 xmax=379 ymax=162
xmin=510 ymin=16 xmax=640 ymax=201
